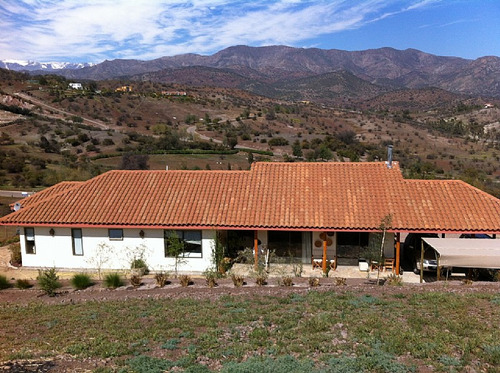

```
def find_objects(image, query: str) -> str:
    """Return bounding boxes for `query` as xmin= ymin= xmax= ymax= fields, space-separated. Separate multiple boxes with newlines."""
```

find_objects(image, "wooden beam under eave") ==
xmin=395 ymin=232 xmax=401 ymax=276
xmin=322 ymin=235 xmax=327 ymax=274
xmin=254 ymin=230 xmax=259 ymax=271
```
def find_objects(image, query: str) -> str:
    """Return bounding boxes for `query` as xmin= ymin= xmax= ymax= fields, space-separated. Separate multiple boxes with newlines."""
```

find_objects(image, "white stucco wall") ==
xmin=20 ymin=227 xmax=215 ymax=273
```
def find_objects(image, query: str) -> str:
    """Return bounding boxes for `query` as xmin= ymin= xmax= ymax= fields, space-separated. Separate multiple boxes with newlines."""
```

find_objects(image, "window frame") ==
xmin=72 ymin=228 xmax=84 ymax=256
xmin=108 ymin=228 xmax=124 ymax=241
xmin=24 ymin=227 xmax=36 ymax=254
xmin=164 ymin=230 xmax=203 ymax=258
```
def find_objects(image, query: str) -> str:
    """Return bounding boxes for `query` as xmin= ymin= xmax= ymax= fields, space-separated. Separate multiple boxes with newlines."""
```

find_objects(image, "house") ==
xmin=1 ymin=162 xmax=499 ymax=274
xmin=68 ymin=83 xmax=83 ymax=90
xmin=115 ymin=85 xmax=132 ymax=93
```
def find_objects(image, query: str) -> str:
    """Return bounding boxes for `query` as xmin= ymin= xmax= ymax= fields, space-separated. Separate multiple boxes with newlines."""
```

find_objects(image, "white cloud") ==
xmin=0 ymin=0 xmax=450 ymax=62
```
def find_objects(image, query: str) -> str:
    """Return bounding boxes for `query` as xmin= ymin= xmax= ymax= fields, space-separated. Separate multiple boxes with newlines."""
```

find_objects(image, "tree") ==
xmin=85 ymin=242 xmax=115 ymax=279
xmin=120 ymin=153 xmax=149 ymax=170
xmin=292 ymin=140 xmax=303 ymax=158
xmin=165 ymin=231 xmax=186 ymax=277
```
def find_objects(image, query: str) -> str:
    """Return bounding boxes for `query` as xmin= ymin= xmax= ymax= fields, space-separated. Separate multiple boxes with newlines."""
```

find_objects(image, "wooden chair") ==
xmin=370 ymin=260 xmax=380 ymax=271
xmin=383 ymin=258 xmax=395 ymax=272
xmin=329 ymin=256 xmax=337 ymax=271
xmin=312 ymin=255 xmax=322 ymax=269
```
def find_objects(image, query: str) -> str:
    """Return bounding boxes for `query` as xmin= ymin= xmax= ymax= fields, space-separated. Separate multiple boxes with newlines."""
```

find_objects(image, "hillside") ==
xmin=0 ymin=68 xmax=499 ymax=198
xmin=8 ymin=45 xmax=500 ymax=99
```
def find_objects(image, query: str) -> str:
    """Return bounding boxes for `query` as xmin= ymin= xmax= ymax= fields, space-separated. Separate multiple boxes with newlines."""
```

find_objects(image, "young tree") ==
xmin=165 ymin=231 xmax=186 ymax=277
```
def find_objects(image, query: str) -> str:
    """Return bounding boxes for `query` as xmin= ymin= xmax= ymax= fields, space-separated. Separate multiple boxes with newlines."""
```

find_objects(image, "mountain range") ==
xmin=3 ymin=45 xmax=500 ymax=100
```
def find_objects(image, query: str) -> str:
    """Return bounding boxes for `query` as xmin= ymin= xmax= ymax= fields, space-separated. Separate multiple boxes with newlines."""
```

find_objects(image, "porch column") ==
xmin=254 ymin=230 xmax=259 ymax=270
xmin=322 ymin=234 xmax=327 ymax=274
xmin=395 ymin=232 xmax=401 ymax=275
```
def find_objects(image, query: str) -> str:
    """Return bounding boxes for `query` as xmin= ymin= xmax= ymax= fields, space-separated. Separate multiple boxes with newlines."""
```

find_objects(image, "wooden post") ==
xmin=395 ymin=232 xmax=401 ymax=276
xmin=437 ymin=256 xmax=441 ymax=281
xmin=420 ymin=240 xmax=424 ymax=284
xmin=322 ymin=235 xmax=327 ymax=274
xmin=254 ymin=230 xmax=259 ymax=271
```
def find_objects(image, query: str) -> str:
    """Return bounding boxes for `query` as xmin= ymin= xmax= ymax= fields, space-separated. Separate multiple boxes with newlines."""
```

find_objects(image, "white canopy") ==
xmin=422 ymin=238 xmax=500 ymax=269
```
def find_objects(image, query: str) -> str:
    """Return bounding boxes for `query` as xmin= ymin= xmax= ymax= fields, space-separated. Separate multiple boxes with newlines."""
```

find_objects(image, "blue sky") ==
xmin=0 ymin=0 xmax=498 ymax=63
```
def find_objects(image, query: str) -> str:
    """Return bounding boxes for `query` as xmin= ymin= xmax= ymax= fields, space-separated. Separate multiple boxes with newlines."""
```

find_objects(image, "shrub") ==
xmin=281 ymin=276 xmax=293 ymax=287
xmin=154 ymin=272 xmax=169 ymax=287
xmin=204 ymin=270 xmax=217 ymax=288
xmin=70 ymin=273 xmax=93 ymax=290
xmin=255 ymin=273 xmax=267 ymax=286
xmin=8 ymin=242 xmax=22 ymax=266
xmin=37 ymin=268 xmax=62 ymax=296
xmin=130 ymin=275 xmax=142 ymax=287
xmin=231 ymin=274 xmax=244 ymax=287
xmin=0 ymin=275 xmax=10 ymax=290
xmin=179 ymin=275 xmax=192 ymax=287
xmin=104 ymin=273 xmax=123 ymax=289
xmin=131 ymin=258 xmax=149 ymax=274
xmin=15 ymin=279 xmax=32 ymax=289
xmin=385 ymin=274 xmax=403 ymax=286
xmin=308 ymin=277 xmax=320 ymax=287
xmin=333 ymin=277 xmax=347 ymax=286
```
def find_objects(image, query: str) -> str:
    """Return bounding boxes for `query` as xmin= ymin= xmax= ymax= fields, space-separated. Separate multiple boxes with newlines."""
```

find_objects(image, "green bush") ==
xmin=104 ymin=273 xmax=123 ymax=289
xmin=15 ymin=279 xmax=32 ymax=289
xmin=70 ymin=273 xmax=93 ymax=290
xmin=37 ymin=268 xmax=62 ymax=296
xmin=131 ymin=258 xmax=148 ymax=274
xmin=0 ymin=275 xmax=10 ymax=290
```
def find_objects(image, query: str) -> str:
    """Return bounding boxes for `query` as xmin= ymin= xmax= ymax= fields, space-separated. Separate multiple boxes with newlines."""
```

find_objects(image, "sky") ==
xmin=0 ymin=0 xmax=499 ymax=64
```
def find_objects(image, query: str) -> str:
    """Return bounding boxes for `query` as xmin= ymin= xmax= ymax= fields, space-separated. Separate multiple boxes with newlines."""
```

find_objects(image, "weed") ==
xmin=154 ymin=271 xmax=169 ymax=287
xmin=130 ymin=274 xmax=142 ymax=287
xmin=162 ymin=338 xmax=180 ymax=350
xmin=104 ymin=273 xmax=123 ymax=289
xmin=308 ymin=277 xmax=320 ymax=287
xmin=231 ymin=274 xmax=244 ymax=287
xmin=0 ymin=275 xmax=10 ymax=290
xmin=385 ymin=274 xmax=404 ymax=286
xmin=37 ymin=268 xmax=61 ymax=296
xmin=70 ymin=273 xmax=93 ymax=290
xmin=15 ymin=279 xmax=32 ymax=289
xmin=179 ymin=274 xmax=192 ymax=287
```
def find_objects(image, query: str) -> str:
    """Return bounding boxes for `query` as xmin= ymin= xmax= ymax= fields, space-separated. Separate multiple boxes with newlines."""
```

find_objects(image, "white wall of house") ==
xmin=20 ymin=227 xmax=215 ymax=273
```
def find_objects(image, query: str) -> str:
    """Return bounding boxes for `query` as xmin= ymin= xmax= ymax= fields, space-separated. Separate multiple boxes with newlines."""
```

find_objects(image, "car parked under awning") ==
xmin=422 ymin=238 xmax=500 ymax=269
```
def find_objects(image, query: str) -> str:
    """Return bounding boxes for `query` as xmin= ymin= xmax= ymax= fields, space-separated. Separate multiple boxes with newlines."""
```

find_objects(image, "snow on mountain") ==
xmin=0 ymin=60 xmax=94 ymax=71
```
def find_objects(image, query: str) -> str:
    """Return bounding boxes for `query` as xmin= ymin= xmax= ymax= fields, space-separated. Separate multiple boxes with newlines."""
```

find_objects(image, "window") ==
xmin=268 ymin=231 xmax=303 ymax=258
xmin=25 ymin=227 xmax=35 ymax=254
xmin=164 ymin=230 xmax=202 ymax=258
xmin=72 ymin=228 xmax=83 ymax=256
xmin=108 ymin=229 xmax=123 ymax=240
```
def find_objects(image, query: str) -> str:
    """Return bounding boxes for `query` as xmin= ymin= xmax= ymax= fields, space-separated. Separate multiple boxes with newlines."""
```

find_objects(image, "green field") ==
xmin=1 ymin=290 xmax=499 ymax=372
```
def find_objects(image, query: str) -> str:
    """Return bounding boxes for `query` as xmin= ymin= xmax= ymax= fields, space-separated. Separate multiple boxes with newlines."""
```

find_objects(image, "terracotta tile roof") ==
xmin=1 ymin=162 xmax=499 ymax=233
xmin=9 ymin=181 xmax=83 ymax=211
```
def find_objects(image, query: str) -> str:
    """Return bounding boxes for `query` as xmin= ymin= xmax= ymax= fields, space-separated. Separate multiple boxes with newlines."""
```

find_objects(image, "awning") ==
xmin=422 ymin=238 xmax=500 ymax=269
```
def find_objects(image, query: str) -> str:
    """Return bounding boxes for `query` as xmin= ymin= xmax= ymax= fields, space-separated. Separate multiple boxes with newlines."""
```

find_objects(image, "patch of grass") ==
xmin=15 ymin=279 xmax=32 ymax=289
xmin=0 ymin=290 xmax=499 ymax=371
xmin=103 ymin=273 xmax=123 ymax=289
xmin=70 ymin=273 xmax=93 ymax=290
xmin=0 ymin=274 xmax=10 ymax=289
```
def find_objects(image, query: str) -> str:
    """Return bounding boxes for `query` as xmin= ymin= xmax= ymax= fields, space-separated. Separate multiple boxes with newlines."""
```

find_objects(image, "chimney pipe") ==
xmin=387 ymin=145 xmax=393 ymax=169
